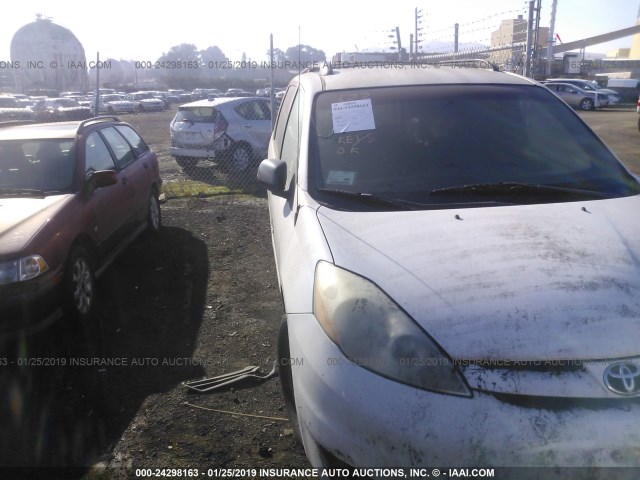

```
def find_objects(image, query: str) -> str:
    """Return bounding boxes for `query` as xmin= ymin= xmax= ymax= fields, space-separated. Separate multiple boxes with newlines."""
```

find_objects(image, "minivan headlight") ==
xmin=0 ymin=255 xmax=49 ymax=285
xmin=313 ymin=261 xmax=471 ymax=396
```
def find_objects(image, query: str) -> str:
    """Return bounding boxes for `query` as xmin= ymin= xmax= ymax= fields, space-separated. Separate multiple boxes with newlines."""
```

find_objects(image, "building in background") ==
xmin=629 ymin=4 xmax=640 ymax=60
xmin=489 ymin=15 xmax=549 ymax=71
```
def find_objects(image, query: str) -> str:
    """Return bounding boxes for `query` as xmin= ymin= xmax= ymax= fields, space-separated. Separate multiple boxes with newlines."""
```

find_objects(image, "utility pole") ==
xmin=454 ymin=23 xmax=459 ymax=53
xmin=529 ymin=0 xmax=543 ymax=77
xmin=396 ymin=27 xmax=402 ymax=52
xmin=546 ymin=0 xmax=558 ymax=76
xmin=94 ymin=51 xmax=100 ymax=115
xmin=415 ymin=8 xmax=424 ymax=58
xmin=524 ymin=1 xmax=535 ymax=77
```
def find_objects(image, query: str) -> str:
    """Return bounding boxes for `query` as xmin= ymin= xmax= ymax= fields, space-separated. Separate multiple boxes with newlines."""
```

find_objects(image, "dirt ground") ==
xmin=0 ymin=104 xmax=638 ymax=480
xmin=0 ymin=107 xmax=308 ymax=479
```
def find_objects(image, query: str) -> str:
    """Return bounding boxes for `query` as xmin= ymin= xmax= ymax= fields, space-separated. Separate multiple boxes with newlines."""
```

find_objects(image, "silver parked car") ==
xmin=544 ymin=82 xmax=602 ymax=110
xmin=545 ymin=78 xmax=620 ymax=105
xmin=169 ymin=97 xmax=271 ymax=171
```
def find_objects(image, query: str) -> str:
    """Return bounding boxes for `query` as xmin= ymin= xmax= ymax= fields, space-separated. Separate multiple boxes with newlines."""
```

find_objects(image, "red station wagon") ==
xmin=0 ymin=116 xmax=162 ymax=336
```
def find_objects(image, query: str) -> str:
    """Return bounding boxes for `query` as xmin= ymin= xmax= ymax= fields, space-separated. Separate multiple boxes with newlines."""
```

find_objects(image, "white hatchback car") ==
xmin=257 ymin=63 xmax=640 ymax=470
xmin=170 ymin=97 xmax=272 ymax=172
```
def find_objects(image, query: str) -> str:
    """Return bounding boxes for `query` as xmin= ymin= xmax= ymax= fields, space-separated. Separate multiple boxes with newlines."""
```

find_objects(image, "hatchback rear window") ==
xmin=174 ymin=107 xmax=222 ymax=124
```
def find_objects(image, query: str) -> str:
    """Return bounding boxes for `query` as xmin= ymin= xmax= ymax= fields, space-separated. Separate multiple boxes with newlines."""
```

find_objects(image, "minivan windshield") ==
xmin=310 ymin=84 xmax=640 ymax=210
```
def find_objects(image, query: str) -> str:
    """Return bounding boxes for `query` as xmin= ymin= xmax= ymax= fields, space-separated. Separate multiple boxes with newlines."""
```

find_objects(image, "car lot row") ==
xmin=0 ymin=84 xmax=288 ymax=125
xmin=0 ymin=92 xmax=171 ymax=122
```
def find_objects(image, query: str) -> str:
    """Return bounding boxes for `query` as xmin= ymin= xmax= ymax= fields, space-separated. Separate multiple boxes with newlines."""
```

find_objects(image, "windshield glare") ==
xmin=310 ymin=84 xmax=640 ymax=209
xmin=0 ymin=139 xmax=75 ymax=193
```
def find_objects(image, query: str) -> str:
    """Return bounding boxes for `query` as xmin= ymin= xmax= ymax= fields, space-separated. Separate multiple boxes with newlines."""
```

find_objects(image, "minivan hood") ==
xmin=0 ymin=195 xmax=70 ymax=256
xmin=317 ymin=196 xmax=640 ymax=361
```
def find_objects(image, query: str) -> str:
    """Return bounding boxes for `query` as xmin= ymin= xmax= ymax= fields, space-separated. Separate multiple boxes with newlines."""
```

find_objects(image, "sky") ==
xmin=1 ymin=0 xmax=638 ymax=63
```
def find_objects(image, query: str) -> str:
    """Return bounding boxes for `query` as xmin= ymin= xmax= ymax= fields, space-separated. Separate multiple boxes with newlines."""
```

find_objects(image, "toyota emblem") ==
xmin=603 ymin=362 xmax=640 ymax=396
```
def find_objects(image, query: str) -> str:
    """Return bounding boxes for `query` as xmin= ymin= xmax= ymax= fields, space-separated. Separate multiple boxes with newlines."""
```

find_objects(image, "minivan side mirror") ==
xmin=257 ymin=158 xmax=288 ymax=197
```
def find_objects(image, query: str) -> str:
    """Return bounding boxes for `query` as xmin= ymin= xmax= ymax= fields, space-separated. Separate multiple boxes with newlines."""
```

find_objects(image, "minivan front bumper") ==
xmin=287 ymin=312 xmax=640 ymax=469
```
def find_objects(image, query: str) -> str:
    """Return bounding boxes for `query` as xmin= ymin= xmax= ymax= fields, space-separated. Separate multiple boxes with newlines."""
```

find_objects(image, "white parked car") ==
xmin=170 ymin=97 xmax=271 ymax=171
xmin=124 ymin=91 xmax=166 ymax=112
xmin=0 ymin=95 xmax=35 ymax=121
xmin=257 ymin=64 xmax=640 ymax=469
xmin=96 ymin=94 xmax=136 ymax=114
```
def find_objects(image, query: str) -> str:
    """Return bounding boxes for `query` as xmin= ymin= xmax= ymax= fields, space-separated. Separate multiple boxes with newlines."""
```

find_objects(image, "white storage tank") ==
xmin=10 ymin=16 xmax=88 ymax=94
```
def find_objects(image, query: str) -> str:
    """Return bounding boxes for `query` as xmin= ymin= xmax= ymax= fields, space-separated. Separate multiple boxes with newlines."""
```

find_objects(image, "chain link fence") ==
xmin=160 ymin=47 xmax=534 ymax=199
xmin=416 ymin=44 xmax=528 ymax=74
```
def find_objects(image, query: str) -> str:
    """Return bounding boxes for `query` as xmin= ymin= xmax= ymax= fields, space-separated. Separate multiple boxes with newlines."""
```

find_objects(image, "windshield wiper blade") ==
xmin=430 ymin=182 xmax=610 ymax=198
xmin=317 ymin=188 xmax=421 ymax=210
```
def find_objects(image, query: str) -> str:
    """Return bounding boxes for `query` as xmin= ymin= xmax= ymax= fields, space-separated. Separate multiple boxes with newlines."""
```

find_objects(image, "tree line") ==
xmin=151 ymin=43 xmax=326 ymax=89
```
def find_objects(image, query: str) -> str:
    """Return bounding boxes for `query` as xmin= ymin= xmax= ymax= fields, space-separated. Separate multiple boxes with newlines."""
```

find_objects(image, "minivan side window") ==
xmin=279 ymin=92 xmax=301 ymax=188
xmin=272 ymin=86 xmax=298 ymax=157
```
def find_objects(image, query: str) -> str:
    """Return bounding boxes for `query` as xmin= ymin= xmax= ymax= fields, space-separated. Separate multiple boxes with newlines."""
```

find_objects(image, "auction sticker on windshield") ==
xmin=331 ymin=99 xmax=376 ymax=133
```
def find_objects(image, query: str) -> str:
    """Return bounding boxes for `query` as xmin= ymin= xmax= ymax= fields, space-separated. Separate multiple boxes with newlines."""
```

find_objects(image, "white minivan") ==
xmin=257 ymin=63 xmax=640 ymax=470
